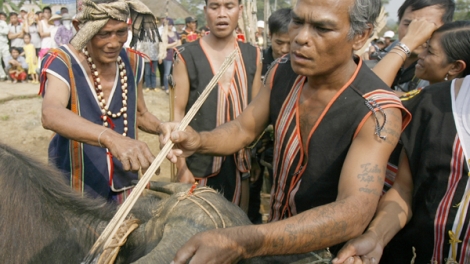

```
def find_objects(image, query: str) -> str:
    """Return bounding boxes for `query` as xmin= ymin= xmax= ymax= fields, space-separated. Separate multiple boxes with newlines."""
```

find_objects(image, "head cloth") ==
xmin=70 ymin=0 xmax=160 ymax=51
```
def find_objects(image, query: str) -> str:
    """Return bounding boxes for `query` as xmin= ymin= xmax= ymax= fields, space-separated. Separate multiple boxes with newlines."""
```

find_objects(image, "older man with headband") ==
xmin=40 ymin=0 xmax=162 ymax=203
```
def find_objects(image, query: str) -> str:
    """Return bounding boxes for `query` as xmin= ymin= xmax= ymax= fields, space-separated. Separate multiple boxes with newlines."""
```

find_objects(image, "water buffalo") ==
xmin=0 ymin=142 xmax=331 ymax=263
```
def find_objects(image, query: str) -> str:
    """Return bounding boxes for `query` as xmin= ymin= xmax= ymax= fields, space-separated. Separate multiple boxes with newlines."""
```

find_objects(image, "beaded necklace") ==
xmin=83 ymin=47 xmax=129 ymax=136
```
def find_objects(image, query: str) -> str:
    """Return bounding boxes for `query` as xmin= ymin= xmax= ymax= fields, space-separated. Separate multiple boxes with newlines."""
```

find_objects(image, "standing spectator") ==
xmin=382 ymin=30 xmax=395 ymax=49
xmin=180 ymin=16 xmax=199 ymax=44
xmin=54 ymin=13 xmax=74 ymax=47
xmin=23 ymin=33 xmax=38 ymax=84
xmin=19 ymin=8 xmax=28 ymax=24
xmin=8 ymin=12 xmax=24 ymax=54
xmin=60 ymin=7 xmax=69 ymax=15
xmin=5 ymin=47 xmax=28 ymax=83
xmin=38 ymin=6 xmax=53 ymax=60
xmin=255 ymin=20 xmax=265 ymax=49
xmin=0 ymin=11 xmax=10 ymax=81
xmin=162 ymin=18 xmax=180 ymax=93
xmin=174 ymin=18 xmax=185 ymax=34
xmin=49 ymin=14 xmax=62 ymax=49
xmin=389 ymin=0 xmax=454 ymax=92
xmin=23 ymin=11 xmax=41 ymax=55
xmin=137 ymin=31 xmax=160 ymax=91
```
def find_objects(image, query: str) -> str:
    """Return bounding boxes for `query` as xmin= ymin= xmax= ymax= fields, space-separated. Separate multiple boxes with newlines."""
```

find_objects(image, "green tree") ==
xmin=1 ymin=0 xmax=26 ymax=13
xmin=455 ymin=0 xmax=470 ymax=20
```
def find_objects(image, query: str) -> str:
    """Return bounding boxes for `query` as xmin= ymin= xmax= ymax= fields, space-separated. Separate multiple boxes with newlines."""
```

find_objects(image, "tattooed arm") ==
xmin=333 ymin=149 xmax=413 ymax=264
xmin=171 ymin=108 xmax=403 ymax=264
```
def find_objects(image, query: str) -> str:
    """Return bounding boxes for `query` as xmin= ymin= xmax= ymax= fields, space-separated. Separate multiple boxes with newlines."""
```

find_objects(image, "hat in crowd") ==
xmin=383 ymin=30 xmax=395 ymax=39
xmin=257 ymin=20 xmax=264 ymax=28
xmin=20 ymin=8 xmax=28 ymax=13
xmin=376 ymin=37 xmax=385 ymax=44
xmin=175 ymin=18 xmax=185 ymax=25
xmin=49 ymin=14 xmax=62 ymax=25
xmin=185 ymin=16 xmax=196 ymax=24
xmin=166 ymin=17 xmax=174 ymax=26
xmin=61 ymin=13 xmax=72 ymax=21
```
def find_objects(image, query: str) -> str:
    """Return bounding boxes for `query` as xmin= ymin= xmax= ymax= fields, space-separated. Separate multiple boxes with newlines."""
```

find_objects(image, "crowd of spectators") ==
xmin=0 ymin=6 xmax=70 ymax=83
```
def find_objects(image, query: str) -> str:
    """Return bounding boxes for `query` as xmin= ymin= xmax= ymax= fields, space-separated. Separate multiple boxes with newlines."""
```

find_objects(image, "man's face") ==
xmin=43 ymin=9 xmax=51 ymax=20
xmin=187 ymin=21 xmax=197 ymax=31
xmin=398 ymin=5 xmax=445 ymax=56
xmin=270 ymin=32 xmax=290 ymax=59
xmin=10 ymin=15 xmax=18 ymax=25
xmin=11 ymin=49 xmax=19 ymax=59
xmin=0 ymin=14 xmax=6 ymax=21
xmin=289 ymin=0 xmax=360 ymax=78
xmin=204 ymin=0 xmax=242 ymax=39
xmin=88 ymin=19 xmax=128 ymax=65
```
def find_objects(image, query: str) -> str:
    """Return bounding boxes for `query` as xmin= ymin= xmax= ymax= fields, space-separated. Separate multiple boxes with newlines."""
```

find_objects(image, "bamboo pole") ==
xmin=82 ymin=50 xmax=238 ymax=264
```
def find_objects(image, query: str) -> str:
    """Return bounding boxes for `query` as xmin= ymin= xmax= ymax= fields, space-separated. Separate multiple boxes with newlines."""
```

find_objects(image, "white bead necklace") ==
xmin=83 ymin=48 xmax=129 ymax=136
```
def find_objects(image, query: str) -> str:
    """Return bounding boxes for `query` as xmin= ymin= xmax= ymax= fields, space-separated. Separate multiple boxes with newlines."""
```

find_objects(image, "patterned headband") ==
xmin=70 ymin=0 xmax=160 ymax=51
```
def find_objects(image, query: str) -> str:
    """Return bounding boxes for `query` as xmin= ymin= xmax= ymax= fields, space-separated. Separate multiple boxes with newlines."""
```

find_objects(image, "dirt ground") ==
xmin=0 ymin=88 xmax=173 ymax=182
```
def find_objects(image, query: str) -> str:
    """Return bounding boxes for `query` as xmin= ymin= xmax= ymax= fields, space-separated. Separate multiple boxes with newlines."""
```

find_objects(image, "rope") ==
xmin=167 ymin=187 xmax=227 ymax=229
xmin=82 ymin=50 xmax=238 ymax=264
xmin=96 ymin=217 xmax=140 ymax=264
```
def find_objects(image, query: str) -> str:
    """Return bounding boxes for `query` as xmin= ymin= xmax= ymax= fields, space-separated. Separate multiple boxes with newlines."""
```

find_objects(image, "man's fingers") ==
xmin=332 ymin=244 xmax=357 ymax=263
xmin=172 ymin=243 xmax=198 ymax=264
xmin=120 ymin=156 xmax=131 ymax=171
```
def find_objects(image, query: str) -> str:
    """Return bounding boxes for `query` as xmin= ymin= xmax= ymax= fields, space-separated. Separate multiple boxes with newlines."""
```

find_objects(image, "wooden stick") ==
xmin=82 ymin=49 xmax=238 ymax=264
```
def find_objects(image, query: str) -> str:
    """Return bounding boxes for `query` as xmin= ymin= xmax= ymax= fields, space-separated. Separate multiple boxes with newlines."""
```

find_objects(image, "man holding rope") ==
xmin=40 ymin=0 xmax=162 ymax=203
xmin=171 ymin=0 xmax=262 ymax=211
xmin=162 ymin=0 xmax=411 ymax=262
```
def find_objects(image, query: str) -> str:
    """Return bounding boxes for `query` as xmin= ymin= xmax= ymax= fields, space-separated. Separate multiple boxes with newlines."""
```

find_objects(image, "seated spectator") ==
xmin=6 ymin=47 xmax=28 ymax=83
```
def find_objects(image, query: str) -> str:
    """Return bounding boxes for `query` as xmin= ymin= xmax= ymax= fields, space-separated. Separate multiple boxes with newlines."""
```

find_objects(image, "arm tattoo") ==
xmin=357 ymin=163 xmax=382 ymax=197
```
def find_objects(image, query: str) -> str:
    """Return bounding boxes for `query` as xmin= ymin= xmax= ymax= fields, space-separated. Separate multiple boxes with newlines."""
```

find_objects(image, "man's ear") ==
xmin=238 ymin=4 xmax=244 ymax=20
xmin=449 ymin=60 xmax=467 ymax=78
xmin=352 ymin=24 xmax=373 ymax=51
xmin=72 ymin=19 xmax=80 ymax=32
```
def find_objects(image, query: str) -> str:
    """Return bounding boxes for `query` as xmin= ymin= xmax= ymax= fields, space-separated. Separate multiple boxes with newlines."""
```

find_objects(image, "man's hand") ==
xmin=401 ymin=18 xmax=438 ymax=52
xmin=176 ymin=165 xmax=196 ymax=183
xmin=102 ymin=131 xmax=155 ymax=171
xmin=172 ymin=228 xmax=250 ymax=264
xmin=332 ymin=230 xmax=384 ymax=264
xmin=159 ymin=121 xmax=201 ymax=163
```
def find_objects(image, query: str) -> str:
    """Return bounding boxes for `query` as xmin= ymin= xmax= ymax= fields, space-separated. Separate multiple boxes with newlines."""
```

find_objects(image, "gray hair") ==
xmin=348 ymin=0 xmax=382 ymax=40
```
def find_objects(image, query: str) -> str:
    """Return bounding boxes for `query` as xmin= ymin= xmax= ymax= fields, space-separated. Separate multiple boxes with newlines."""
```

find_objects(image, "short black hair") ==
xmin=43 ymin=6 xmax=52 ymax=13
xmin=204 ymin=0 xmax=242 ymax=5
xmin=10 ymin=47 xmax=21 ymax=53
xmin=0 ymin=11 xmax=6 ymax=17
xmin=398 ymin=0 xmax=455 ymax=23
xmin=24 ymin=33 xmax=31 ymax=38
xmin=268 ymin=8 xmax=292 ymax=36
xmin=435 ymin=20 xmax=470 ymax=77
xmin=9 ymin=12 xmax=18 ymax=17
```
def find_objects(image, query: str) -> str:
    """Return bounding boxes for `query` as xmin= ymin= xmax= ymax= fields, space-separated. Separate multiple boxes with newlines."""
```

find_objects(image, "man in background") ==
xmin=180 ymin=16 xmax=199 ymax=44
xmin=248 ymin=7 xmax=292 ymax=224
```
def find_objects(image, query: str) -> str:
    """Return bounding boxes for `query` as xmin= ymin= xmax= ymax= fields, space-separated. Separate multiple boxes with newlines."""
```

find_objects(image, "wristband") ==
xmin=395 ymin=42 xmax=411 ymax=57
